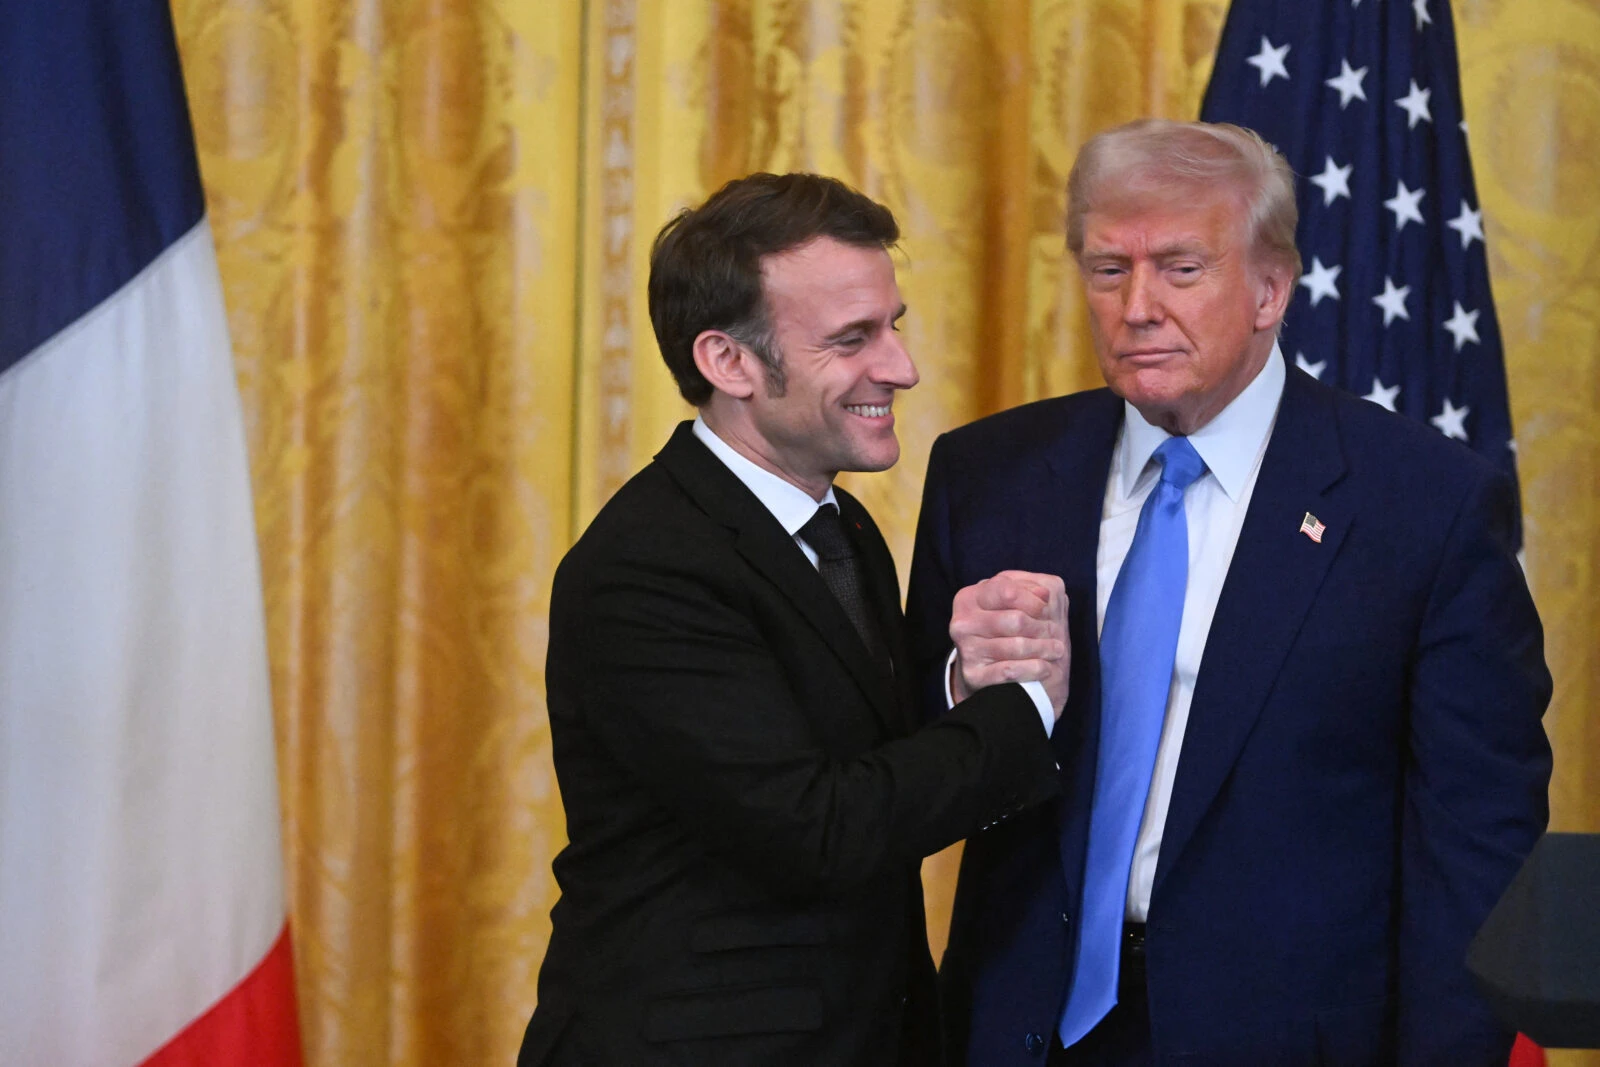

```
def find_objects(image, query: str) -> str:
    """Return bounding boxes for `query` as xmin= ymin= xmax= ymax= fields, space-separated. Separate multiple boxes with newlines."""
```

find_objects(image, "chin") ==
xmin=1114 ymin=372 xmax=1194 ymax=410
xmin=843 ymin=444 xmax=899 ymax=475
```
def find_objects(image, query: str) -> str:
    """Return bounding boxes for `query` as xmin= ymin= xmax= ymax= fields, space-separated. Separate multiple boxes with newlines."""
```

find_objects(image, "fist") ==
xmin=949 ymin=570 xmax=1070 ymax=718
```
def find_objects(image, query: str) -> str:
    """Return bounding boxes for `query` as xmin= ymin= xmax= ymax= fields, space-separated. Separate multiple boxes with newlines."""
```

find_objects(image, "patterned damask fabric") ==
xmin=168 ymin=1 xmax=1600 ymax=1064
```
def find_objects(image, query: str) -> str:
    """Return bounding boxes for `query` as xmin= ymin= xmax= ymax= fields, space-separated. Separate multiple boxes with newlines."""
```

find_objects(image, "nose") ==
xmin=874 ymin=329 xmax=920 ymax=391
xmin=1123 ymin=263 xmax=1164 ymax=327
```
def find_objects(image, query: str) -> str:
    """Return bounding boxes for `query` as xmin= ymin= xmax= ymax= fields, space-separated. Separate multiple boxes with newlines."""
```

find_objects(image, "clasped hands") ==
xmin=949 ymin=571 xmax=1070 ymax=719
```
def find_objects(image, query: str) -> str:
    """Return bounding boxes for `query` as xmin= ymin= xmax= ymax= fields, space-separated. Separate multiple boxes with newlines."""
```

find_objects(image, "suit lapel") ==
xmin=1041 ymin=393 xmax=1124 ymax=891
xmin=1152 ymin=369 xmax=1352 ymax=900
xmin=654 ymin=422 xmax=901 ymax=732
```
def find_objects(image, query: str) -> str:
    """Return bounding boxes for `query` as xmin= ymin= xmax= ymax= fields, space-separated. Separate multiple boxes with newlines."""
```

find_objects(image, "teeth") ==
xmin=846 ymin=404 xmax=891 ymax=417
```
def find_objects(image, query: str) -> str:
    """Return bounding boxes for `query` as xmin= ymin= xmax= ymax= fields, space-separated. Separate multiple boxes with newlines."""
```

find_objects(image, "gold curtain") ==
xmin=170 ymin=0 xmax=1600 ymax=1064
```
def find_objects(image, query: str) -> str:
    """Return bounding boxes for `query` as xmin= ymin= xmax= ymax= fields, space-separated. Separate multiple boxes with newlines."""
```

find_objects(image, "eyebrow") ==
xmin=822 ymin=304 xmax=907 ymax=343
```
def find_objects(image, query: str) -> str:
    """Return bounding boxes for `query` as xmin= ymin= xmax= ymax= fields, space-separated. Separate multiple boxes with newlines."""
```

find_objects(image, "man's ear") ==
xmin=1253 ymin=259 xmax=1295 ymax=332
xmin=692 ymin=331 xmax=758 ymax=400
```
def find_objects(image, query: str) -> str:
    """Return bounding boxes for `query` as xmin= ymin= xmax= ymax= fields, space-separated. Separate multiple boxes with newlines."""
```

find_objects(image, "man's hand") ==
xmin=949 ymin=570 xmax=1070 ymax=718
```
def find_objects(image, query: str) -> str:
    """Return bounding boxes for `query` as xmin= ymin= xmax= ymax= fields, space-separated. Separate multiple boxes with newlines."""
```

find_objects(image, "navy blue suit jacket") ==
xmin=906 ymin=367 xmax=1552 ymax=1066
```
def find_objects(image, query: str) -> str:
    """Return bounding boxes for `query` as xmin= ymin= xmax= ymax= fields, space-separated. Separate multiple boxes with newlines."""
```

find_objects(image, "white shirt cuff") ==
xmin=944 ymin=648 xmax=1056 ymax=738
xmin=1021 ymin=680 xmax=1056 ymax=737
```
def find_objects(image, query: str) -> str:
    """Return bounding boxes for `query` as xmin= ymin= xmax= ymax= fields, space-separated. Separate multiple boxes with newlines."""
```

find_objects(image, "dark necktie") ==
xmin=798 ymin=504 xmax=889 ymax=669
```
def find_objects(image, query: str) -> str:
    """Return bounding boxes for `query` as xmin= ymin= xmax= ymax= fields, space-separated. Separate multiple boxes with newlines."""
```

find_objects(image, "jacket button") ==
xmin=1061 ymin=911 xmax=1071 ymax=925
xmin=1024 ymin=1031 xmax=1046 ymax=1054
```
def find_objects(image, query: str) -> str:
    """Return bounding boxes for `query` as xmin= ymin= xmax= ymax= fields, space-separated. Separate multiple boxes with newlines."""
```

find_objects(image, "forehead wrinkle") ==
xmin=821 ymin=296 xmax=906 ymax=331
xmin=1150 ymin=237 xmax=1218 ymax=258
xmin=1082 ymin=207 xmax=1243 ymax=264
xmin=1080 ymin=236 xmax=1213 ymax=263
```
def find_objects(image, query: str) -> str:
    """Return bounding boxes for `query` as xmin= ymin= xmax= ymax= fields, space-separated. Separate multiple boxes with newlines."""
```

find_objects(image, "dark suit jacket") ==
xmin=905 ymin=368 xmax=1551 ymax=1067
xmin=519 ymin=421 xmax=1060 ymax=1067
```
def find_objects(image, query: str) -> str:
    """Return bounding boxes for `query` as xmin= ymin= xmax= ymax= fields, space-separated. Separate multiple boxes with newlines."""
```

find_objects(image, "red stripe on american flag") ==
xmin=1509 ymin=1033 xmax=1546 ymax=1067
xmin=138 ymin=923 xmax=303 ymax=1067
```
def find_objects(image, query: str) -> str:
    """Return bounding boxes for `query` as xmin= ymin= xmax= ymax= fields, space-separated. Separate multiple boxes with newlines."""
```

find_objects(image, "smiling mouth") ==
xmin=844 ymin=403 xmax=892 ymax=418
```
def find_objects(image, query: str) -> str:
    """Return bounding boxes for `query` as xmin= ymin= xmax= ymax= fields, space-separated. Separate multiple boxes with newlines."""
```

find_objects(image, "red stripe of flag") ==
xmin=138 ymin=924 xmax=303 ymax=1067
xmin=1510 ymin=1033 xmax=1547 ymax=1067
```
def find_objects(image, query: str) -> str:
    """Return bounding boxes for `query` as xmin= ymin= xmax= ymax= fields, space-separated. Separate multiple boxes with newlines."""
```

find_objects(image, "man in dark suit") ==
xmin=520 ymin=173 xmax=1073 ymax=1066
xmin=907 ymin=120 xmax=1552 ymax=1066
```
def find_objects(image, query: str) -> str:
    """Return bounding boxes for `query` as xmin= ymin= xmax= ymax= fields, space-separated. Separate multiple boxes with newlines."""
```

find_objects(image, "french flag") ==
xmin=0 ymin=3 xmax=303 ymax=1064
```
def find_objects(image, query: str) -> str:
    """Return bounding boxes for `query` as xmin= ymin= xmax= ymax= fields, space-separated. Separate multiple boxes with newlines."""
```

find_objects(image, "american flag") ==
xmin=1299 ymin=512 xmax=1327 ymax=543
xmin=1200 ymin=0 xmax=1521 ymax=545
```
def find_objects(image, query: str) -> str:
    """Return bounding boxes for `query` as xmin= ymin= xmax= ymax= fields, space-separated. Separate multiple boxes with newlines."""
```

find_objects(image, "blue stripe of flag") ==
xmin=0 ymin=0 xmax=206 ymax=376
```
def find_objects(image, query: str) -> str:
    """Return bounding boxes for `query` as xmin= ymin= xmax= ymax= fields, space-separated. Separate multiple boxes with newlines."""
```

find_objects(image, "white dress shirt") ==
xmin=1108 ymin=347 xmax=1285 ymax=920
xmin=692 ymin=417 xmax=837 ymax=567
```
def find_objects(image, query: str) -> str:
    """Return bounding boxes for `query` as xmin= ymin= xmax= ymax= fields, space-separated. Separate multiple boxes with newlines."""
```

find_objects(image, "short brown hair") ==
xmin=647 ymin=173 xmax=900 ymax=405
xmin=1066 ymin=119 xmax=1301 ymax=279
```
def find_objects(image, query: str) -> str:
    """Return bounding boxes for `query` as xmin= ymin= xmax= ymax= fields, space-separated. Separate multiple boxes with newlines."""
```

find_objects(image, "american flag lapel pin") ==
xmin=1299 ymin=512 xmax=1326 ymax=544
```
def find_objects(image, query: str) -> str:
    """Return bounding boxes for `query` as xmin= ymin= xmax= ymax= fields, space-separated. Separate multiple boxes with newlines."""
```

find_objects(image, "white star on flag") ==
xmin=1373 ymin=276 xmax=1412 ymax=326
xmin=1432 ymin=398 xmax=1470 ymax=440
xmin=1299 ymin=257 xmax=1342 ymax=306
xmin=1413 ymin=0 xmax=1434 ymax=31
xmin=1396 ymin=79 xmax=1433 ymax=128
xmin=1294 ymin=352 xmax=1327 ymax=380
xmin=1447 ymin=200 xmax=1484 ymax=249
xmin=1309 ymin=156 xmax=1353 ymax=204
xmin=1443 ymin=301 xmax=1481 ymax=350
xmin=1247 ymin=36 xmax=1291 ymax=86
xmin=1385 ymin=180 xmax=1426 ymax=232
xmin=1364 ymin=378 xmax=1401 ymax=411
xmin=1325 ymin=59 xmax=1369 ymax=108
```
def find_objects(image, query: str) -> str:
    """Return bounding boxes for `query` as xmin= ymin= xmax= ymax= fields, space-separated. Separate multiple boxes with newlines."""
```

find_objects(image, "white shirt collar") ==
xmin=692 ymin=416 xmax=837 ymax=535
xmin=1118 ymin=343 xmax=1286 ymax=502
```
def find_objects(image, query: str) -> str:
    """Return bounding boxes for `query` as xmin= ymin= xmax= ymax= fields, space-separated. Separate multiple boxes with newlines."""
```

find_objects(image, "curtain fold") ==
xmin=170 ymin=1 xmax=1600 ymax=1063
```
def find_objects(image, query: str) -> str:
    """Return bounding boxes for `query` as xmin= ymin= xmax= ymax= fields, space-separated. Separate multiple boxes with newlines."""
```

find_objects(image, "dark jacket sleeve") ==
xmin=906 ymin=432 xmax=966 ymax=726
xmin=1398 ymin=465 xmax=1552 ymax=1065
xmin=568 ymin=529 xmax=1060 ymax=903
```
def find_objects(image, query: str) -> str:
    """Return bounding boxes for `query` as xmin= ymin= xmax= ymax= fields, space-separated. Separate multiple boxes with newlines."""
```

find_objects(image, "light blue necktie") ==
xmin=1059 ymin=435 xmax=1205 ymax=1048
